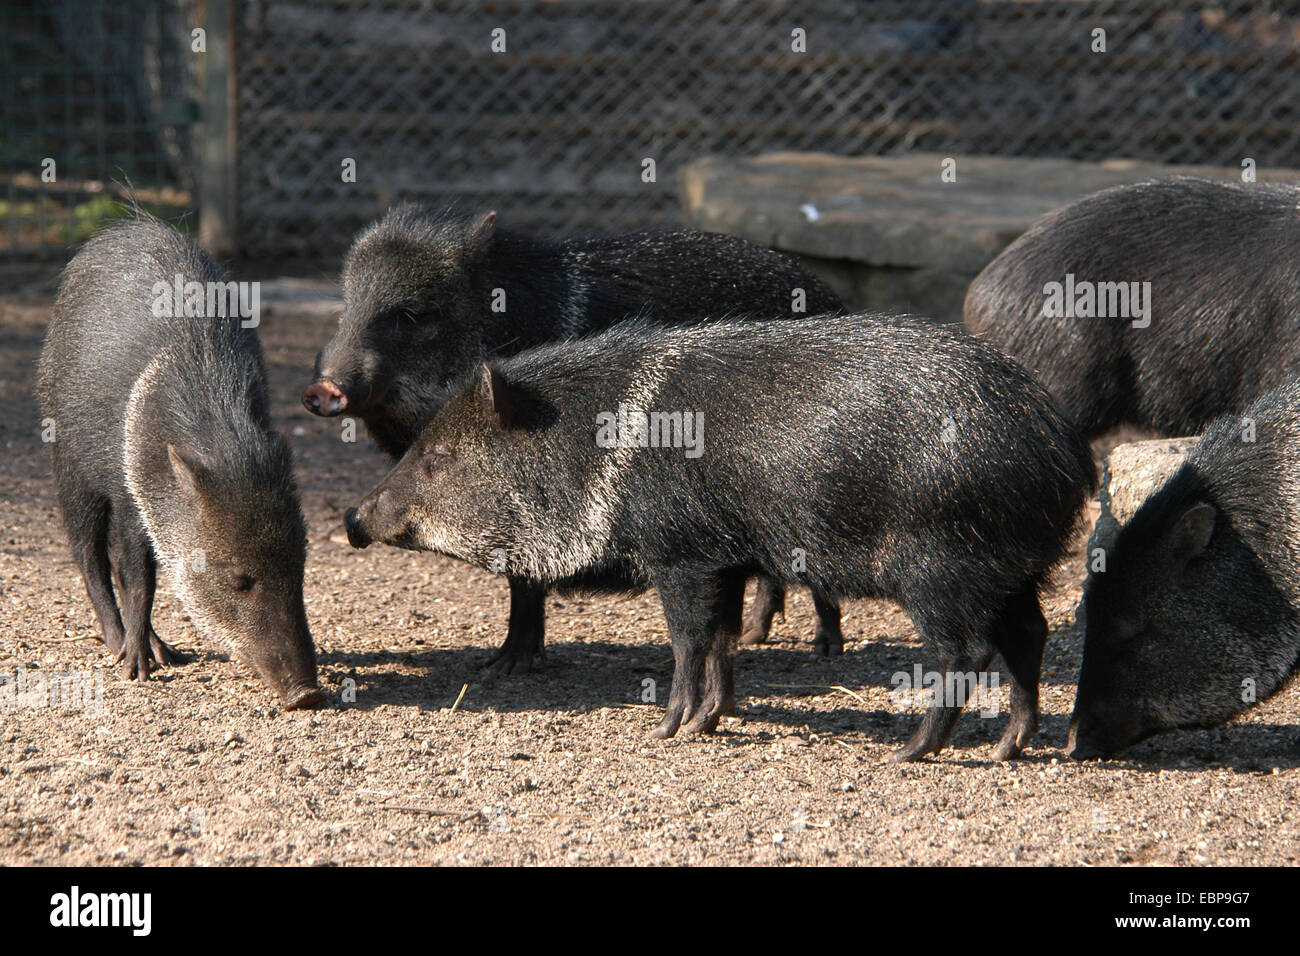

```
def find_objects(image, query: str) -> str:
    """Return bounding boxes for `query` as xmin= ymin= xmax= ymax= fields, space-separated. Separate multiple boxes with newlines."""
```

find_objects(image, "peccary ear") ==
xmin=1168 ymin=502 xmax=1216 ymax=566
xmin=477 ymin=362 xmax=516 ymax=430
xmin=468 ymin=210 xmax=497 ymax=247
xmin=167 ymin=444 xmax=208 ymax=496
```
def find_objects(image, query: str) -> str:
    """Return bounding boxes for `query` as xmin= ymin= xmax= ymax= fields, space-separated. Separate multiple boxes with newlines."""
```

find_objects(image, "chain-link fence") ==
xmin=4 ymin=1 xmax=1300 ymax=262
xmin=231 ymin=0 xmax=1300 ymax=258
xmin=0 ymin=0 xmax=199 ymax=260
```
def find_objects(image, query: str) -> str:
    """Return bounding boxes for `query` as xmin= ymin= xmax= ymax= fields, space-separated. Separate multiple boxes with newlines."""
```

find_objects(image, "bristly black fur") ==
xmin=965 ymin=177 xmax=1300 ymax=437
xmin=352 ymin=313 xmax=1097 ymax=759
xmin=1072 ymin=379 xmax=1300 ymax=757
xmin=37 ymin=220 xmax=320 ymax=702
xmin=315 ymin=203 xmax=848 ymax=673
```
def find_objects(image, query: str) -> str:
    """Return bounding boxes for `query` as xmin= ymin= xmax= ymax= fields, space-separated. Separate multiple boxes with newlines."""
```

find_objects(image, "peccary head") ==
xmin=163 ymin=439 xmax=324 ymax=709
xmin=1068 ymin=469 xmax=1297 ymax=759
xmin=345 ymin=363 xmax=532 ymax=569
xmin=303 ymin=205 xmax=498 ymax=457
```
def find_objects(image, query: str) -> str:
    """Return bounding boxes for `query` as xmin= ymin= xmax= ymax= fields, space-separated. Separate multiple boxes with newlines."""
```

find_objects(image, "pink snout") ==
xmin=302 ymin=379 xmax=348 ymax=416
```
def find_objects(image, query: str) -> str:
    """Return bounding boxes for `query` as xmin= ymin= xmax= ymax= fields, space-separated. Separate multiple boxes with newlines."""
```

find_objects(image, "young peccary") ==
xmin=1069 ymin=381 xmax=1300 ymax=758
xmin=302 ymin=205 xmax=847 ymax=673
xmin=37 ymin=221 xmax=324 ymax=708
xmin=964 ymin=177 xmax=1300 ymax=437
xmin=344 ymin=315 xmax=1096 ymax=761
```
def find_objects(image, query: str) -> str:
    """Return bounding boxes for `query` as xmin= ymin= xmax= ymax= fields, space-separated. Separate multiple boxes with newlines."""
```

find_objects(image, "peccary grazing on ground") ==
xmin=303 ymin=205 xmax=847 ymax=673
xmin=1069 ymin=380 xmax=1300 ymax=758
xmin=37 ymin=220 xmax=324 ymax=707
xmin=344 ymin=314 xmax=1096 ymax=761
xmin=965 ymin=177 xmax=1300 ymax=437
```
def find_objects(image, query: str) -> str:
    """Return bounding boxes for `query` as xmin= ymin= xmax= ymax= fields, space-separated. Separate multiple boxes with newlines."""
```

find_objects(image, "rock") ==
xmin=1086 ymin=437 xmax=1198 ymax=562
xmin=679 ymin=153 xmax=1300 ymax=321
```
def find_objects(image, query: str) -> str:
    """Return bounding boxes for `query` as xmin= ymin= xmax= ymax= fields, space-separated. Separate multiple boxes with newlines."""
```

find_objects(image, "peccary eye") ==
xmin=230 ymin=573 xmax=255 ymax=593
xmin=426 ymin=445 xmax=452 ymax=476
xmin=383 ymin=306 xmax=426 ymax=328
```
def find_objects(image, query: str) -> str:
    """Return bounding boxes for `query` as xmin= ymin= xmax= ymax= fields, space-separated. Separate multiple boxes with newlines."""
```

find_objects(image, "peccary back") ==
xmin=965 ymin=177 xmax=1300 ymax=437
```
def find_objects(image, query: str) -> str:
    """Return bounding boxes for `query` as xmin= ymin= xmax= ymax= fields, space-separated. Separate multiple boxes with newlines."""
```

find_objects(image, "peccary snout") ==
xmin=344 ymin=506 xmax=371 ymax=548
xmin=347 ymin=478 xmax=423 ymax=552
xmin=1066 ymin=699 xmax=1161 ymax=760
xmin=285 ymin=686 xmax=327 ymax=710
xmin=231 ymin=598 xmax=325 ymax=710
xmin=305 ymin=342 xmax=388 ymax=419
xmin=251 ymin=643 xmax=325 ymax=711
xmin=302 ymin=378 xmax=348 ymax=416
xmin=1065 ymin=714 xmax=1114 ymax=761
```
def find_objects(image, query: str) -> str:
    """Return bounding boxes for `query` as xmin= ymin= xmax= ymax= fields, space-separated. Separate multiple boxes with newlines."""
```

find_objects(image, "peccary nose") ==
xmin=344 ymin=507 xmax=371 ymax=549
xmin=1066 ymin=715 xmax=1105 ymax=761
xmin=302 ymin=379 xmax=348 ymax=416
xmin=284 ymin=685 xmax=327 ymax=710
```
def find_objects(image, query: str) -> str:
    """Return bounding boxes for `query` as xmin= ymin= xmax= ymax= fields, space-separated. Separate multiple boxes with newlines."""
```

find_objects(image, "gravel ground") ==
xmin=1 ymin=289 xmax=1298 ymax=866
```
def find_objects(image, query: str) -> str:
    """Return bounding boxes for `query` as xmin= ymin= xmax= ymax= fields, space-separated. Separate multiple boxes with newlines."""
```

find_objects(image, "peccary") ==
xmin=37 ymin=220 xmax=324 ymax=708
xmin=344 ymin=314 xmax=1096 ymax=761
xmin=964 ymin=177 xmax=1300 ymax=437
xmin=1069 ymin=381 xmax=1300 ymax=758
xmin=303 ymin=204 xmax=847 ymax=673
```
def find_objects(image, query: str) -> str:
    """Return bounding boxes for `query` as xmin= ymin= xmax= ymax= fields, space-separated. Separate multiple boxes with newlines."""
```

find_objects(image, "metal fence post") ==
xmin=199 ymin=0 xmax=237 ymax=256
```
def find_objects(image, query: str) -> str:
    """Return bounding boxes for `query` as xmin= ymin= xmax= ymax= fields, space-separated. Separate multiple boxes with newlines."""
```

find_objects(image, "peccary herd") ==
xmin=308 ymin=205 xmax=849 ymax=674
xmin=35 ymin=176 xmax=1300 ymax=762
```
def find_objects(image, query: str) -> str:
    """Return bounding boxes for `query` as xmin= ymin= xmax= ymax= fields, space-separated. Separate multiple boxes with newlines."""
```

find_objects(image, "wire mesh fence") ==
xmin=4 ymin=1 xmax=1300 ymax=261
xmin=231 ymin=0 xmax=1300 ymax=257
xmin=0 ymin=0 xmax=199 ymax=259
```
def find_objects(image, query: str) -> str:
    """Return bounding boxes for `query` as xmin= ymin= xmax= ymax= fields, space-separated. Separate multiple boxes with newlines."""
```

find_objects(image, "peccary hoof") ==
xmin=812 ymin=632 xmax=844 ymax=658
xmin=482 ymin=647 xmax=541 ymax=677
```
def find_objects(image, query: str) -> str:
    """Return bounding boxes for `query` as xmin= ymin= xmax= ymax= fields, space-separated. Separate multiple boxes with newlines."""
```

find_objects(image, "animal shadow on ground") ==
xmin=313 ymin=615 xmax=1095 ymax=762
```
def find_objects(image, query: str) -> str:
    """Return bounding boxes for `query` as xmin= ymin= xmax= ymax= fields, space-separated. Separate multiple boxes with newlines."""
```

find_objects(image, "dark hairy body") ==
xmin=37 ymin=221 xmax=322 ymax=706
xmin=965 ymin=177 xmax=1300 ymax=437
xmin=347 ymin=314 xmax=1096 ymax=761
xmin=304 ymin=205 xmax=848 ymax=673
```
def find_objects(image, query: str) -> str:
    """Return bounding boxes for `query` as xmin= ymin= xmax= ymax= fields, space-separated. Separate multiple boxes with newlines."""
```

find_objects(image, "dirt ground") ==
xmin=1 ymin=284 xmax=1298 ymax=867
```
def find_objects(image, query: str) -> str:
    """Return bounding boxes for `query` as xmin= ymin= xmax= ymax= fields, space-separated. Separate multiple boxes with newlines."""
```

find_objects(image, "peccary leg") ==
xmin=987 ymin=584 xmax=1048 ymax=761
xmin=60 ymin=487 xmax=125 ymax=656
xmin=811 ymin=591 xmax=844 ymax=658
xmin=687 ymin=574 xmax=743 ymax=732
xmin=739 ymin=575 xmax=784 ymax=645
xmin=652 ymin=568 xmax=744 ymax=739
xmin=106 ymin=518 xmax=188 ymax=673
xmin=888 ymin=644 xmax=996 ymax=763
xmin=109 ymin=522 xmax=188 ymax=671
xmin=108 ymin=523 xmax=161 ymax=681
xmin=483 ymin=576 xmax=547 ymax=676
xmin=741 ymin=579 xmax=845 ymax=656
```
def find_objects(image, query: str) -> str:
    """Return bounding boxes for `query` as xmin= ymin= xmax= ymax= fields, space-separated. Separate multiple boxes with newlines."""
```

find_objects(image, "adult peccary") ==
xmin=964 ymin=177 xmax=1300 ymax=438
xmin=302 ymin=204 xmax=846 ymax=674
xmin=36 ymin=220 xmax=324 ymax=708
xmin=1069 ymin=381 xmax=1300 ymax=758
xmin=343 ymin=314 xmax=1096 ymax=761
